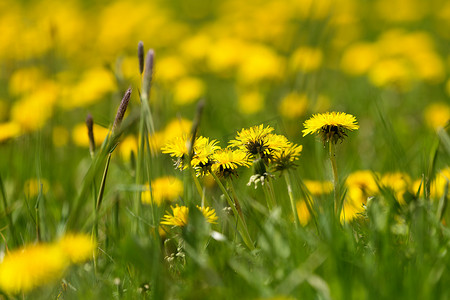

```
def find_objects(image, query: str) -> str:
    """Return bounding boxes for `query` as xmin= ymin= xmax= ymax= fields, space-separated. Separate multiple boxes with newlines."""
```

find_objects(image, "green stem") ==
xmin=0 ymin=174 xmax=18 ymax=246
xmin=190 ymin=167 xmax=204 ymax=203
xmin=329 ymin=142 xmax=341 ymax=220
xmin=284 ymin=172 xmax=299 ymax=228
xmin=262 ymin=183 xmax=274 ymax=211
xmin=266 ymin=178 xmax=277 ymax=207
xmin=211 ymin=172 xmax=254 ymax=250
xmin=227 ymin=178 xmax=247 ymax=228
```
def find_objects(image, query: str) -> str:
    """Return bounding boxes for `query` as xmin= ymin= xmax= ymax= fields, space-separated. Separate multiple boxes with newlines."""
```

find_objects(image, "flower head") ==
xmin=162 ymin=135 xmax=221 ymax=173
xmin=0 ymin=243 xmax=67 ymax=294
xmin=161 ymin=205 xmax=218 ymax=227
xmin=141 ymin=176 xmax=184 ymax=205
xmin=270 ymin=143 xmax=303 ymax=173
xmin=302 ymin=112 xmax=359 ymax=143
xmin=191 ymin=137 xmax=221 ymax=176
xmin=58 ymin=233 xmax=95 ymax=264
xmin=229 ymin=124 xmax=275 ymax=159
xmin=211 ymin=148 xmax=251 ymax=178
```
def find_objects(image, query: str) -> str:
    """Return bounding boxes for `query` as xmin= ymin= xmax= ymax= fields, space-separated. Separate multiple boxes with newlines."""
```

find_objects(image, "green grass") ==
xmin=1 ymin=0 xmax=450 ymax=299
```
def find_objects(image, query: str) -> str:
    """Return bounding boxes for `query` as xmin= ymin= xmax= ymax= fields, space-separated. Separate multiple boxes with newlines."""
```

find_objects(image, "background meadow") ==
xmin=0 ymin=0 xmax=450 ymax=299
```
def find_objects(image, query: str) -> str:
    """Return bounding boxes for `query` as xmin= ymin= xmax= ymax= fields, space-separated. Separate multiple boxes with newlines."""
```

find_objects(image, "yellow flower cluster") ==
xmin=0 ymin=233 xmax=95 ymax=294
xmin=161 ymin=204 xmax=218 ymax=227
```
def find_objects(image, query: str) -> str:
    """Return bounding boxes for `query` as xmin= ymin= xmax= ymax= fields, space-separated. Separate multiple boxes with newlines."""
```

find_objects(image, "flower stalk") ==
xmin=210 ymin=172 xmax=254 ymax=250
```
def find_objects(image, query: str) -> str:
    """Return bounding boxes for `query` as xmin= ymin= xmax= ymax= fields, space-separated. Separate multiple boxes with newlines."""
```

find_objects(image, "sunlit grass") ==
xmin=0 ymin=0 xmax=450 ymax=299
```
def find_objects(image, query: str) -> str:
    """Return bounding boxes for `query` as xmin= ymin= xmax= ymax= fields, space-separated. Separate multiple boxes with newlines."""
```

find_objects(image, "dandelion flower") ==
xmin=191 ymin=137 xmax=221 ymax=175
xmin=270 ymin=142 xmax=303 ymax=173
xmin=161 ymin=205 xmax=218 ymax=227
xmin=302 ymin=112 xmax=359 ymax=143
xmin=0 ymin=243 xmax=67 ymax=294
xmin=162 ymin=135 xmax=220 ymax=172
xmin=211 ymin=148 xmax=251 ymax=178
xmin=141 ymin=176 xmax=184 ymax=205
xmin=230 ymin=124 xmax=284 ymax=160
xmin=58 ymin=233 xmax=95 ymax=264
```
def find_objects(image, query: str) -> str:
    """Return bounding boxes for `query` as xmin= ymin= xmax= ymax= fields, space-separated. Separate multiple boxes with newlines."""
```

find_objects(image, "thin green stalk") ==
xmin=284 ymin=172 xmax=299 ymax=228
xmin=266 ymin=178 xmax=278 ymax=207
xmin=35 ymin=190 xmax=41 ymax=242
xmin=0 ymin=174 xmax=18 ymax=246
xmin=210 ymin=172 xmax=254 ymax=250
xmin=227 ymin=178 xmax=247 ymax=228
xmin=190 ymin=167 xmax=204 ymax=202
xmin=262 ymin=184 xmax=274 ymax=211
xmin=329 ymin=142 xmax=341 ymax=219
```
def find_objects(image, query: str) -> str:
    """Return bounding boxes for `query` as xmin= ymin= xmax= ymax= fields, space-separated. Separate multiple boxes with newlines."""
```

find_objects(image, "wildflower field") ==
xmin=1 ymin=0 xmax=450 ymax=299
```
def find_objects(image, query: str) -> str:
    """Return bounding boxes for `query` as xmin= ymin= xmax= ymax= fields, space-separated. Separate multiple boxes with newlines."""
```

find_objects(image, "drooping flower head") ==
xmin=160 ymin=204 xmax=218 ymax=227
xmin=211 ymin=148 xmax=251 ymax=178
xmin=229 ymin=124 xmax=276 ymax=160
xmin=302 ymin=112 xmax=359 ymax=143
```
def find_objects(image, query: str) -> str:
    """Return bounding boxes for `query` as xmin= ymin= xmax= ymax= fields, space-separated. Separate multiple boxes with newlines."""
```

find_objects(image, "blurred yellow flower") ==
xmin=238 ymin=45 xmax=285 ymax=84
xmin=63 ymin=68 xmax=116 ymax=109
xmin=24 ymin=178 xmax=49 ymax=198
xmin=142 ymin=176 xmax=184 ymax=205
xmin=238 ymin=91 xmax=264 ymax=115
xmin=380 ymin=172 xmax=412 ymax=205
xmin=296 ymin=200 xmax=312 ymax=226
xmin=424 ymin=102 xmax=450 ymax=130
xmin=341 ymin=43 xmax=379 ymax=76
xmin=11 ymin=82 xmax=58 ymax=131
xmin=118 ymin=135 xmax=138 ymax=162
xmin=58 ymin=233 xmax=95 ymax=264
xmin=289 ymin=47 xmax=323 ymax=73
xmin=72 ymin=122 xmax=109 ymax=148
xmin=0 ymin=243 xmax=67 ymax=294
xmin=0 ymin=122 xmax=21 ymax=142
xmin=52 ymin=126 xmax=69 ymax=148
xmin=303 ymin=180 xmax=333 ymax=195
xmin=156 ymin=56 xmax=187 ymax=83
xmin=173 ymin=77 xmax=205 ymax=105
xmin=9 ymin=67 xmax=45 ymax=96
xmin=279 ymin=93 xmax=308 ymax=119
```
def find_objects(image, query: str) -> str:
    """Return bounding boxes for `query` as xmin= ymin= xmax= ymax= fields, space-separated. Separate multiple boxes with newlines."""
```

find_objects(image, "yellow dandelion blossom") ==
xmin=198 ymin=206 xmax=219 ymax=224
xmin=0 ymin=122 xmax=21 ymax=143
xmin=271 ymin=142 xmax=303 ymax=173
xmin=141 ymin=176 xmax=184 ymax=205
xmin=424 ymin=102 xmax=450 ymax=130
xmin=296 ymin=200 xmax=311 ymax=226
xmin=161 ymin=135 xmax=190 ymax=169
xmin=229 ymin=124 xmax=279 ymax=159
xmin=211 ymin=148 xmax=251 ymax=178
xmin=303 ymin=180 xmax=333 ymax=195
xmin=302 ymin=112 xmax=359 ymax=143
xmin=0 ymin=243 xmax=67 ymax=294
xmin=191 ymin=137 xmax=221 ymax=175
xmin=162 ymin=135 xmax=220 ymax=171
xmin=58 ymin=233 xmax=95 ymax=264
xmin=173 ymin=77 xmax=205 ymax=105
xmin=380 ymin=172 xmax=412 ymax=205
xmin=161 ymin=205 xmax=189 ymax=227
xmin=160 ymin=205 xmax=218 ymax=227
xmin=345 ymin=170 xmax=379 ymax=207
